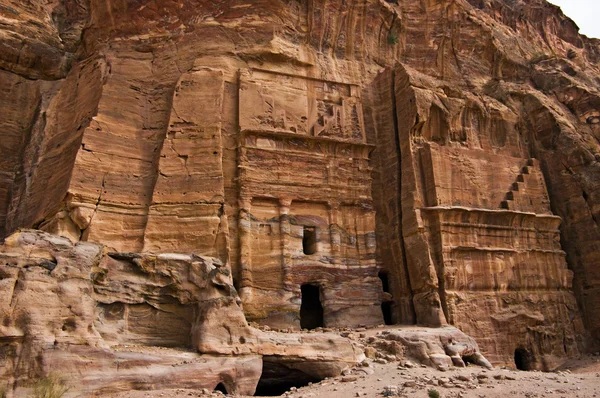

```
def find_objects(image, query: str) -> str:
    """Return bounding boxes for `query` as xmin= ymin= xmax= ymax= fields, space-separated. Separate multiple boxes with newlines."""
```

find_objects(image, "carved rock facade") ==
xmin=0 ymin=0 xmax=599 ymax=383
xmin=364 ymin=65 xmax=585 ymax=368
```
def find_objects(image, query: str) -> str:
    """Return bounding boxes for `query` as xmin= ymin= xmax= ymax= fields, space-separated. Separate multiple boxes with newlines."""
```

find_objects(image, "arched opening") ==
xmin=214 ymin=382 xmax=228 ymax=394
xmin=255 ymin=360 xmax=322 ymax=396
xmin=302 ymin=226 xmax=317 ymax=255
xmin=378 ymin=271 xmax=390 ymax=293
xmin=381 ymin=302 xmax=393 ymax=325
xmin=514 ymin=348 xmax=532 ymax=371
xmin=300 ymin=284 xmax=323 ymax=330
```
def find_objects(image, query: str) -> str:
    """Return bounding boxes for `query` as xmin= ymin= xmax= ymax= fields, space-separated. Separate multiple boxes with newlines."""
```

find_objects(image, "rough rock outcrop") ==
xmin=0 ymin=230 xmax=362 ymax=396
xmin=382 ymin=327 xmax=493 ymax=370
xmin=0 ymin=0 xmax=599 ymax=375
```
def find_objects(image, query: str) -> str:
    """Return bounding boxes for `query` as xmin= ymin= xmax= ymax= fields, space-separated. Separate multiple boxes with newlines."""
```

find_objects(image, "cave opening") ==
xmin=302 ymin=226 xmax=317 ymax=255
xmin=300 ymin=284 xmax=323 ymax=330
xmin=514 ymin=348 xmax=532 ymax=371
xmin=254 ymin=360 xmax=321 ymax=396
xmin=214 ymin=382 xmax=228 ymax=394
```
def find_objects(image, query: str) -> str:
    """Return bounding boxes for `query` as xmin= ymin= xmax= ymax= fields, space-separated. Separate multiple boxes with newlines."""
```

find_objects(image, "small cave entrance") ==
xmin=254 ymin=360 xmax=321 ymax=396
xmin=214 ymin=383 xmax=228 ymax=394
xmin=514 ymin=347 xmax=533 ymax=371
xmin=378 ymin=271 xmax=393 ymax=325
xmin=300 ymin=284 xmax=323 ymax=330
xmin=302 ymin=226 xmax=317 ymax=255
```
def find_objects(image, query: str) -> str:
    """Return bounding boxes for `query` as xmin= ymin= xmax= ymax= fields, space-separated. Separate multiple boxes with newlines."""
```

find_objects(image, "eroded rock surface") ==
xmin=0 ymin=230 xmax=361 ymax=396
xmin=0 ymin=0 xmax=599 ymax=380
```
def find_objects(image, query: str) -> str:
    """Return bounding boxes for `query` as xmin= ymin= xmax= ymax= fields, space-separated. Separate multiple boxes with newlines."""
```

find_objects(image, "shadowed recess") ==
xmin=254 ymin=360 xmax=321 ymax=396
xmin=300 ymin=284 xmax=323 ymax=330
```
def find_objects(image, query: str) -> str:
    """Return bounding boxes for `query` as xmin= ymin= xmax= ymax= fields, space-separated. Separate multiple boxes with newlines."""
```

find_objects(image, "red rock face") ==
xmin=0 ymin=0 xmax=599 ymax=371
xmin=365 ymin=64 xmax=586 ymax=367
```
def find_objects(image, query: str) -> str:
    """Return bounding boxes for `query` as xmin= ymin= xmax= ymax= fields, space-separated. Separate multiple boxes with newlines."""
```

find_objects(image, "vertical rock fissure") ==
xmin=390 ymin=69 xmax=416 ymax=323
xmin=10 ymin=109 xmax=48 ymax=233
xmin=140 ymin=107 xmax=172 ymax=249
xmin=138 ymin=76 xmax=177 ymax=252
xmin=2 ymin=95 xmax=44 ymax=240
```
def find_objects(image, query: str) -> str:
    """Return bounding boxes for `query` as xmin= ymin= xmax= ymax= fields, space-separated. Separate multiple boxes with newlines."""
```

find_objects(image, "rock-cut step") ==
xmin=500 ymin=158 xmax=537 ymax=211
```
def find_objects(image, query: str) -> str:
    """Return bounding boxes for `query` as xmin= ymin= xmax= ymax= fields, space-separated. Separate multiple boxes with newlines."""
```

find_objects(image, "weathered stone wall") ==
xmin=1 ymin=0 xmax=599 ymax=366
xmin=364 ymin=64 xmax=586 ymax=368
xmin=0 ymin=230 xmax=363 ymax=395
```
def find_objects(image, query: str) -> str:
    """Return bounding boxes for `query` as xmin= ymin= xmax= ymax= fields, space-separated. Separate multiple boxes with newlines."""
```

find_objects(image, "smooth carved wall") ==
xmin=248 ymin=197 xmax=284 ymax=292
xmin=421 ymin=145 xmax=552 ymax=213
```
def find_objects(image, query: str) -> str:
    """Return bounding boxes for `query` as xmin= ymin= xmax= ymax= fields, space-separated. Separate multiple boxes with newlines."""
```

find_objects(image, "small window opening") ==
xmin=214 ymin=382 xmax=228 ymax=394
xmin=300 ymin=284 xmax=323 ymax=330
xmin=514 ymin=348 xmax=532 ymax=371
xmin=302 ymin=226 xmax=317 ymax=255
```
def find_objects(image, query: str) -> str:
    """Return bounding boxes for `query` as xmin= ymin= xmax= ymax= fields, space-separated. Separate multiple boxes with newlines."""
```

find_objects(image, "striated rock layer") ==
xmin=0 ymin=0 xmax=599 ymax=376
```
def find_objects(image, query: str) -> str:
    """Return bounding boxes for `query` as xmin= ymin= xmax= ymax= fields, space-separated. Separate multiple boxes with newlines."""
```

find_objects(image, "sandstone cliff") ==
xmin=1 ymin=0 xmax=599 ymax=388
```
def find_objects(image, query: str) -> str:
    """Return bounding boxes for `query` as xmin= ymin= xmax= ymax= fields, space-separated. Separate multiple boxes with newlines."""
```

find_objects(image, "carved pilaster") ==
xmin=328 ymin=200 xmax=342 ymax=265
xmin=279 ymin=198 xmax=293 ymax=290
xmin=238 ymin=195 xmax=253 ymax=296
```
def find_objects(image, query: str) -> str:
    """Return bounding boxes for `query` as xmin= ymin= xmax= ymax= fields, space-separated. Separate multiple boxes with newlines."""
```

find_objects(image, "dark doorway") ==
xmin=302 ymin=226 xmax=317 ymax=255
xmin=214 ymin=383 xmax=228 ymax=394
xmin=300 ymin=284 xmax=323 ymax=330
xmin=381 ymin=302 xmax=393 ymax=325
xmin=379 ymin=271 xmax=393 ymax=325
xmin=514 ymin=348 xmax=532 ymax=371
xmin=378 ymin=271 xmax=390 ymax=293
xmin=255 ymin=360 xmax=321 ymax=396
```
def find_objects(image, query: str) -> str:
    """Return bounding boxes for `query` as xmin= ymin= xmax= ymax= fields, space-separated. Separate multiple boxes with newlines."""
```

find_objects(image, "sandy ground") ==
xmin=109 ymin=354 xmax=600 ymax=398
xmin=104 ymin=324 xmax=600 ymax=398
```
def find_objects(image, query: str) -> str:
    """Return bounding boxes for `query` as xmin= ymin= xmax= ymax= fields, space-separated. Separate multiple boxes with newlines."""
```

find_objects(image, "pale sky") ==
xmin=547 ymin=0 xmax=600 ymax=39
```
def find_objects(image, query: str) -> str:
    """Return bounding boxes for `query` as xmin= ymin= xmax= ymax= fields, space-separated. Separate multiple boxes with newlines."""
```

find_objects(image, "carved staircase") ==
xmin=500 ymin=158 xmax=551 ymax=214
